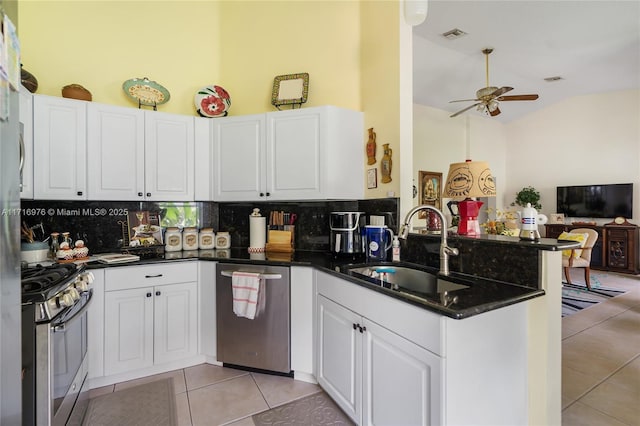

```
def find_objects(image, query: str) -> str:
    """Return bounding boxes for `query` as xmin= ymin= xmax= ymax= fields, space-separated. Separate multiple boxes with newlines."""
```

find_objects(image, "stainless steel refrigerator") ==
xmin=0 ymin=1 xmax=23 ymax=424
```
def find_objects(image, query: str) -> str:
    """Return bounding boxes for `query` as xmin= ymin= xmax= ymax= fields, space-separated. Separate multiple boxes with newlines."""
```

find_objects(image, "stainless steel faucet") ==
xmin=399 ymin=205 xmax=459 ymax=276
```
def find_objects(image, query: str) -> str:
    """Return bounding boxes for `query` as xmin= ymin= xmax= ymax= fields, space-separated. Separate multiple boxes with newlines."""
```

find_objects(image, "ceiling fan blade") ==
xmin=497 ymin=94 xmax=539 ymax=101
xmin=449 ymin=98 xmax=480 ymax=103
xmin=490 ymin=87 xmax=513 ymax=97
xmin=489 ymin=106 xmax=501 ymax=117
xmin=450 ymin=102 xmax=482 ymax=118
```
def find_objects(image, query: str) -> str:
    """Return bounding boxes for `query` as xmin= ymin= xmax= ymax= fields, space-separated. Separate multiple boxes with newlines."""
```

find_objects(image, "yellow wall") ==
xmin=360 ymin=0 xmax=400 ymax=198
xmin=18 ymin=0 xmax=400 ymax=199
xmin=18 ymin=1 xmax=222 ymax=115
xmin=218 ymin=0 xmax=361 ymax=115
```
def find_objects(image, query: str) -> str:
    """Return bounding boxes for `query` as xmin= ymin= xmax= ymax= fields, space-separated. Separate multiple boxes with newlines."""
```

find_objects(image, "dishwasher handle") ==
xmin=220 ymin=270 xmax=282 ymax=280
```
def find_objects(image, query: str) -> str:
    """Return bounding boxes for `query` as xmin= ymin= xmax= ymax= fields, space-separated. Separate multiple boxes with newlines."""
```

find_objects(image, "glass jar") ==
xmin=165 ymin=227 xmax=182 ymax=252
xmin=182 ymin=227 xmax=198 ymax=251
xmin=215 ymin=231 xmax=231 ymax=249
xmin=61 ymin=232 xmax=72 ymax=249
xmin=50 ymin=232 xmax=60 ymax=260
xmin=198 ymin=228 xmax=215 ymax=250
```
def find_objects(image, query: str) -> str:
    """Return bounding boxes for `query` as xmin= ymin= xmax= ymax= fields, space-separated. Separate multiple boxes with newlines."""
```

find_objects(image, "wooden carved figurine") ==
xmin=380 ymin=143 xmax=392 ymax=183
xmin=366 ymin=127 xmax=377 ymax=165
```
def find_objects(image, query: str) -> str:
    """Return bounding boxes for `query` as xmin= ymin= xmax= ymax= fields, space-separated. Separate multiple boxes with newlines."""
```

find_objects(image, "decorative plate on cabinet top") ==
xmin=194 ymin=85 xmax=231 ymax=117
xmin=122 ymin=77 xmax=170 ymax=107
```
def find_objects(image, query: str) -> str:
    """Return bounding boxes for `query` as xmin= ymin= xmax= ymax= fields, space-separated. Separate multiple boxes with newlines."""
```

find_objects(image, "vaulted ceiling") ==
xmin=413 ymin=1 xmax=640 ymax=122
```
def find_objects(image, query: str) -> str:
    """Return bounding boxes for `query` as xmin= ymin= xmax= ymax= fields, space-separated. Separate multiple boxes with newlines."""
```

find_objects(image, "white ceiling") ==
xmin=412 ymin=0 xmax=640 ymax=123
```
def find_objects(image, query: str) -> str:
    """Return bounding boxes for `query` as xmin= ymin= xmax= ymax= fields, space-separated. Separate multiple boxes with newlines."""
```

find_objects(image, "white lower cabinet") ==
xmin=316 ymin=269 xmax=528 ymax=426
xmin=103 ymin=263 xmax=198 ymax=377
xmin=317 ymin=295 xmax=438 ymax=425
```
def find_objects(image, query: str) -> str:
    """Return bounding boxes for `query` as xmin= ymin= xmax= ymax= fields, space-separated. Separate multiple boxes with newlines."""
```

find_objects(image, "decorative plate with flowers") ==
xmin=195 ymin=85 xmax=231 ymax=117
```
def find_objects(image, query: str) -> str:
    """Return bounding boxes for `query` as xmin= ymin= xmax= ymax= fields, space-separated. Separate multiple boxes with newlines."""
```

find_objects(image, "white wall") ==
xmin=414 ymin=89 xmax=640 ymax=224
xmin=505 ymin=90 xmax=640 ymax=223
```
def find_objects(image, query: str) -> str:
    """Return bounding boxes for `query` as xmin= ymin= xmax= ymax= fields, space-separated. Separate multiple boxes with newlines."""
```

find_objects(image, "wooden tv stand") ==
xmin=545 ymin=222 xmax=639 ymax=275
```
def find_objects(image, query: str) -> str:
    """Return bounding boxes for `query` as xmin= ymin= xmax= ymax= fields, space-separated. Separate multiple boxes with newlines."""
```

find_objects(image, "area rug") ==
xmin=561 ymin=272 xmax=630 ymax=317
xmin=82 ymin=378 xmax=177 ymax=426
xmin=253 ymin=391 xmax=355 ymax=426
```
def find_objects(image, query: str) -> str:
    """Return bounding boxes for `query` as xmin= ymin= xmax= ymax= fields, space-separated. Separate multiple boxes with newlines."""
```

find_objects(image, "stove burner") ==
xmin=21 ymin=264 xmax=85 ymax=304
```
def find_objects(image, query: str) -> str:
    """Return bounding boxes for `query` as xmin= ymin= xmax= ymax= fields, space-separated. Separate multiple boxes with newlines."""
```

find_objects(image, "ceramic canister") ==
xmin=183 ymin=227 xmax=199 ymax=250
xmin=198 ymin=228 xmax=215 ymax=250
xmin=165 ymin=227 xmax=182 ymax=252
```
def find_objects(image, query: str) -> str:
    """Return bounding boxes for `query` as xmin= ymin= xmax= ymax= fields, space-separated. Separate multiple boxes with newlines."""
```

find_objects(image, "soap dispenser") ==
xmin=392 ymin=236 xmax=401 ymax=262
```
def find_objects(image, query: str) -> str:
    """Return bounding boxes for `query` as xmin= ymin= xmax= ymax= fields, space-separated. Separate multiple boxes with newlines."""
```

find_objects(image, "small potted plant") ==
xmin=511 ymin=186 xmax=542 ymax=210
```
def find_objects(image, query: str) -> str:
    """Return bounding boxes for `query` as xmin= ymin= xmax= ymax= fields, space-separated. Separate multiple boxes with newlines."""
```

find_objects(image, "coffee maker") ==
xmin=330 ymin=212 xmax=365 ymax=257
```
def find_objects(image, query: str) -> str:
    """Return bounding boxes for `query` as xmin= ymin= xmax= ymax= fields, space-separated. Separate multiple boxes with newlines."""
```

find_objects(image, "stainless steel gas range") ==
xmin=21 ymin=263 xmax=94 ymax=426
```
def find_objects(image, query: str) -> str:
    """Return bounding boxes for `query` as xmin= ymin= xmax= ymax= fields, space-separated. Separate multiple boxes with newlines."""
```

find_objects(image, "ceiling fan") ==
xmin=449 ymin=48 xmax=539 ymax=118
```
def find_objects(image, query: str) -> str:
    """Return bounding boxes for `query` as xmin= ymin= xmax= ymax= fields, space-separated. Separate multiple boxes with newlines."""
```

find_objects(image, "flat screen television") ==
xmin=556 ymin=183 xmax=633 ymax=218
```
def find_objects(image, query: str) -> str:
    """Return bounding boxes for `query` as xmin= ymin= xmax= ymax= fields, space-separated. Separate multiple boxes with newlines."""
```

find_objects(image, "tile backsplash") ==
xmin=20 ymin=198 xmax=399 ymax=253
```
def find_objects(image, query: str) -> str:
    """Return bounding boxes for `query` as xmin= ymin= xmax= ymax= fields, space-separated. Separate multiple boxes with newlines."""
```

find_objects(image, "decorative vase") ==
xmin=20 ymin=66 xmax=38 ymax=93
xmin=62 ymin=84 xmax=92 ymax=101
xmin=366 ymin=127 xmax=376 ymax=165
xmin=380 ymin=143 xmax=392 ymax=183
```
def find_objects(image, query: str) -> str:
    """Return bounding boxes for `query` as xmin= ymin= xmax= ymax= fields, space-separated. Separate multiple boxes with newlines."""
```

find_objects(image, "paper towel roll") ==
xmin=249 ymin=216 xmax=266 ymax=250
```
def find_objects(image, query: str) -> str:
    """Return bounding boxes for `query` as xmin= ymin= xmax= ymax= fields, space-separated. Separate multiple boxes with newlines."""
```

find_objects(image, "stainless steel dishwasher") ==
xmin=216 ymin=263 xmax=291 ymax=374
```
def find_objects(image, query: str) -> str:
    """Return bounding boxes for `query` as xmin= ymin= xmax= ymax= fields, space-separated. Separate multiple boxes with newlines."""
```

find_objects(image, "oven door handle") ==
xmin=52 ymin=290 xmax=93 ymax=332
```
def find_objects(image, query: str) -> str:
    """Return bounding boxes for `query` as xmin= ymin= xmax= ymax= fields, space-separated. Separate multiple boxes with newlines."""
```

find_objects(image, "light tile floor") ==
xmin=90 ymin=364 xmax=322 ymax=426
xmin=90 ymin=273 xmax=640 ymax=426
xmin=561 ymin=274 xmax=640 ymax=426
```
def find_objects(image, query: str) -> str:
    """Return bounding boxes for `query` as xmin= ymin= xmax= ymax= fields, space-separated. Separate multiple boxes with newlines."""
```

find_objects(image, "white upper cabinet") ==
xmin=144 ymin=111 xmax=195 ymax=201
xmin=209 ymin=106 xmax=364 ymax=201
xmin=33 ymin=95 xmax=87 ymax=200
xmin=87 ymin=103 xmax=145 ymax=200
xmin=210 ymin=114 xmax=265 ymax=201
xmin=32 ymin=95 xmax=196 ymax=201
xmin=266 ymin=109 xmax=323 ymax=200
xmin=19 ymin=87 xmax=34 ymax=199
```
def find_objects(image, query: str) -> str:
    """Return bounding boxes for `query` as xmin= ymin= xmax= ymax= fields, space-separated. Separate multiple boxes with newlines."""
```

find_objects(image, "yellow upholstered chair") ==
xmin=561 ymin=228 xmax=599 ymax=289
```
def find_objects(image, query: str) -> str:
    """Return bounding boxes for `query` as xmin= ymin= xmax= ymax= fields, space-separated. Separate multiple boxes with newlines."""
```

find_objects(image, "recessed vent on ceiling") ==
xmin=442 ymin=28 xmax=467 ymax=40
xmin=544 ymin=76 xmax=564 ymax=82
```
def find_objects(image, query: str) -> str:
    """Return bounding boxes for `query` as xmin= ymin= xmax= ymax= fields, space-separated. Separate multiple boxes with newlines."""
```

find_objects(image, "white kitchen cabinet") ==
xmin=87 ymin=105 xmax=194 ymax=201
xmin=33 ymin=95 xmax=87 ymax=200
xmin=19 ymin=87 xmax=34 ymax=199
xmin=316 ymin=269 xmax=527 ymax=426
xmin=317 ymin=294 xmax=438 ymax=425
xmin=290 ymin=266 xmax=315 ymax=383
xmin=317 ymin=295 xmax=361 ymax=421
xmin=210 ymin=106 xmax=364 ymax=201
xmin=197 ymin=261 xmax=217 ymax=362
xmin=103 ymin=263 xmax=198 ymax=376
xmin=87 ymin=104 xmax=145 ymax=200
xmin=361 ymin=317 xmax=439 ymax=426
xmin=144 ymin=111 xmax=194 ymax=201
xmin=210 ymin=114 xmax=265 ymax=201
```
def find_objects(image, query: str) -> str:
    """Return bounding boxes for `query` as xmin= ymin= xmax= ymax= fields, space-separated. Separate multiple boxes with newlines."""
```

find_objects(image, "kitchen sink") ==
xmin=346 ymin=263 xmax=468 ymax=303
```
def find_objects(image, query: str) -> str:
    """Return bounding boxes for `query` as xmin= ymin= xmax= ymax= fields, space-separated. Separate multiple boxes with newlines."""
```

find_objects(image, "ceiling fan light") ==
xmin=476 ymin=104 xmax=484 ymax=112
xmin=488 ymin=100 xmax=499 ymax=112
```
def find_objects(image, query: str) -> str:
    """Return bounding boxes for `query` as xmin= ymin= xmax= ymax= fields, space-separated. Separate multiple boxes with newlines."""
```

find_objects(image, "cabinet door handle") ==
xmin=146 ymin=192 xmax=151 ymax=197
xmin=259 ymin=193 xmax=265 ymax=197
xmin=138 ymin=192 xmax=143 ymax=197
xmin=353 ymin=323 xmax=357 ymax=330
xmin=77 ymin=191 xmax=83 ymax=196
xmin=155 ymin=291 xmax=161 ymax=296
xmin=145 ymin=274 xmax=163 ymax=278
xmin=146 ymin=292 xmax=152 ymax=298
xmin=265 ymin=192 xmax=270 ymax=197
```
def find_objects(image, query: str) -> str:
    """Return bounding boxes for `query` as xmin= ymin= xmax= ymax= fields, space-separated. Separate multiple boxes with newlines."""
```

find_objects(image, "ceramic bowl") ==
xmin=62 ymin=84 xmax=92 ymax=101
xmin=21 ymin=241 xmax=50 ymax=263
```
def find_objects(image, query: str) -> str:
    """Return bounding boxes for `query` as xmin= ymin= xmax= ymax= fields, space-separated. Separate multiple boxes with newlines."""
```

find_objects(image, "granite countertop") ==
xmin=84 ymin=235 xmax=578 ymax=319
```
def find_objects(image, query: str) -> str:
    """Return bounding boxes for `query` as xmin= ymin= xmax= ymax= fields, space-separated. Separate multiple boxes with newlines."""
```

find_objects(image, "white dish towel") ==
xmin=232 ymin=271 xmax=263 ymax=319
